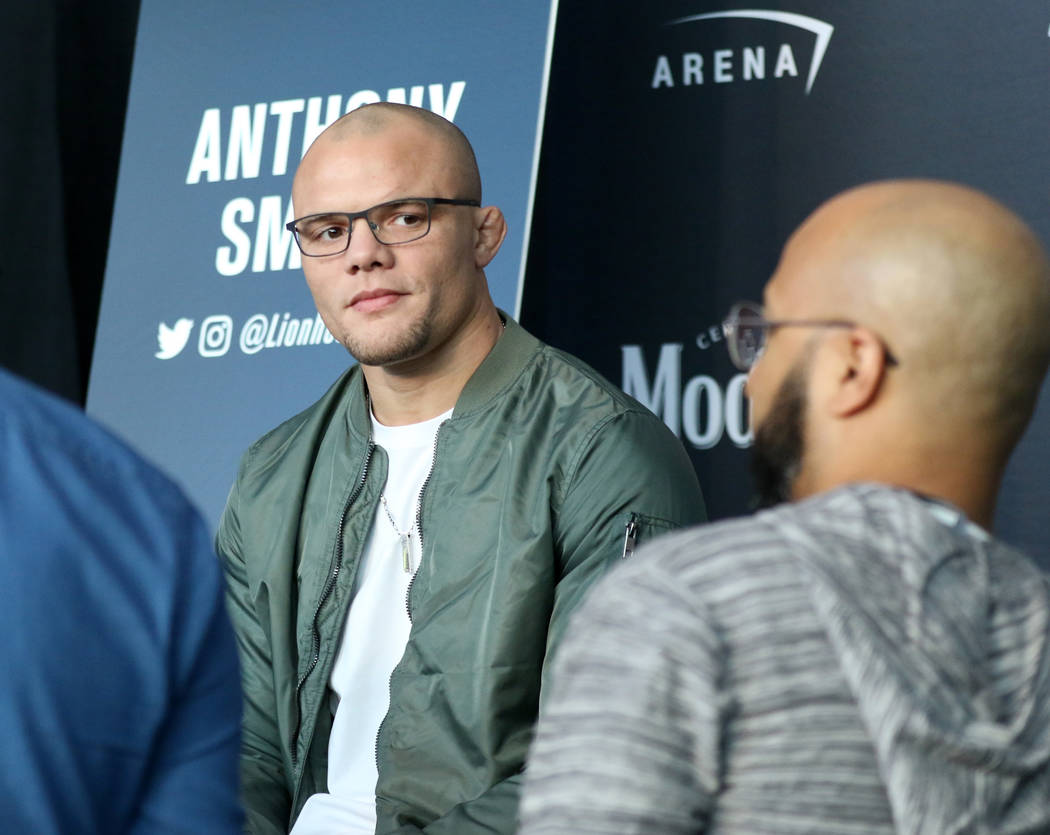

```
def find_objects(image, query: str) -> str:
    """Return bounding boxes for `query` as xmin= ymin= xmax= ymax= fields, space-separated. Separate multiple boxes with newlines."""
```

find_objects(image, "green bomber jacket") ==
xmin=216 ymin=315 xmax=707 ymax=834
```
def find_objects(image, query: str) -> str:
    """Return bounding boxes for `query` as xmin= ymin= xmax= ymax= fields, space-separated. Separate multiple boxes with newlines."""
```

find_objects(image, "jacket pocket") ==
xmin=618 ymin=511 xmax=681 ymax=560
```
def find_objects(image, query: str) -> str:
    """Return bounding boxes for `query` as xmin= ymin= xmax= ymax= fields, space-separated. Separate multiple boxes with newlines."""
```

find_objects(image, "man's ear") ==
xmin=474 ymin=206 xmax=507 ymax=268
xmin=827 ymin=327 xmax=889 ymax=418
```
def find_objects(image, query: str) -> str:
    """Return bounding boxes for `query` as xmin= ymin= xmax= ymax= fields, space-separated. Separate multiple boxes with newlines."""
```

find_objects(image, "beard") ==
xmin=340 ymin=314 xmax=433 ymax=367
xmin=750 ymin=359 xmax=808 ymax=509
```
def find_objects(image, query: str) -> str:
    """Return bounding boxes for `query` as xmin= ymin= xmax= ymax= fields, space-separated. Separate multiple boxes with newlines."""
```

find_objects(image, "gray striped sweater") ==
xmin=519 ymin=484 xmax=1050 ymax=834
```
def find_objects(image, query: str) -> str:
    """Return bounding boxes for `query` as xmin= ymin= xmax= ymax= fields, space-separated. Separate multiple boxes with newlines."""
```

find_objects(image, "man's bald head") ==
xmin=302 ymin=102 xmax=482 ymax=202
xmin=776 ymin=179 xmax=1050 ymax=455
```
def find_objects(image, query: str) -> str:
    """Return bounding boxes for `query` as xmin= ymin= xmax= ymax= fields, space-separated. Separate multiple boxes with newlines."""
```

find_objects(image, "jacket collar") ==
xmin=344 ymin=310 xmax=540 ymax=439
xmin=453 ymin=312 xmax=539 ymax=417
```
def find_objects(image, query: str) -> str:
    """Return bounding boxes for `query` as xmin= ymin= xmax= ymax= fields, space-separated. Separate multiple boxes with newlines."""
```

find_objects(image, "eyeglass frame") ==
xmin=285 ymin=196 xmax=481 ymax=256
xmin=721 ymin=300 xmax=900 ymax=372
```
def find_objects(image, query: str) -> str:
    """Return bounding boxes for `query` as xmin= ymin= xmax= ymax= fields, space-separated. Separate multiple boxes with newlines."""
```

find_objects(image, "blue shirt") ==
xmin=0 ymin=369 xmax=242 ymax=832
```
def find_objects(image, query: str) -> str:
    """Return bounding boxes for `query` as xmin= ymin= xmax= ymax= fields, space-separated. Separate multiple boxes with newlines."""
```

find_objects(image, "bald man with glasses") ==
xmin=217 ymin=103 xmax=705 ymax=835
xmin=521 ymin=180 xmax=1050 ymax=834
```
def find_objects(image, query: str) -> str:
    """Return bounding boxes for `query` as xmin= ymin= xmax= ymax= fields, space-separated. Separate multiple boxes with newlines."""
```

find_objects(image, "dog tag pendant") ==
xmin=400 ymin=533 xmax=411 ymax=573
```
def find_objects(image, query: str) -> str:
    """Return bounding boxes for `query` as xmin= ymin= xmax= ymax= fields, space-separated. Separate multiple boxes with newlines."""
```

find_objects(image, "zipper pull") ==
xmin=622 ymin=517 xmax=639 ymax=559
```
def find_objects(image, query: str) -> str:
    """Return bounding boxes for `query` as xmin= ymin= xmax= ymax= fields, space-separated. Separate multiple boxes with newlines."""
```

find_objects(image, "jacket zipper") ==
xmin=622 ymin=514 xmax=639 ymax=559
xmin=290 ymin=441 xmax=375 ymax=768
xmin=374 ymin=419 xmax=447 ymax=772
xmin=405 ymin=420 xmax=445 ymax=621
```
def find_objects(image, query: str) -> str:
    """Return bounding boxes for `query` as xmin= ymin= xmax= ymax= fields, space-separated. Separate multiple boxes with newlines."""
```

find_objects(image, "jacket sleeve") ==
xmin=545 ymin=408 xmax=706 ymax=660
xmin=390 ymin=410 xmax=707 ymax=834
xmin=216 ymin=461 xmax=292 ymax=835
xmin=518 ymin=555 xmax=724 ymax=833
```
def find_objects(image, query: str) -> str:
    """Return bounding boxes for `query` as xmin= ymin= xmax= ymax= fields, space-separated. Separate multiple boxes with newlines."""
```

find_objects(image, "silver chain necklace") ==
xmin=370 ymin=388 xmax=454 ymax=574
xmin=380 ymin=493 xmax=417 ymax=573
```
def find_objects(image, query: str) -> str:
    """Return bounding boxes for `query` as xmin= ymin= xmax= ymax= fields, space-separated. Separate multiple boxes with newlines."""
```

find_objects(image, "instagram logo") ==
xmin=198 ymin=315 xmax=233 ymax=357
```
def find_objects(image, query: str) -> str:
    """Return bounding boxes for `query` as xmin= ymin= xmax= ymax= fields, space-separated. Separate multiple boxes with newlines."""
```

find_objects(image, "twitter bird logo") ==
xmin=155 ymin=318 xmax=194 ymax=359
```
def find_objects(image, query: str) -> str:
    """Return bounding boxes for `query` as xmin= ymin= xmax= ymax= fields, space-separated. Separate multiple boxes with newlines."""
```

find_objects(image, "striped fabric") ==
xmin=519 ymin=484 xmax=1050 ymax=834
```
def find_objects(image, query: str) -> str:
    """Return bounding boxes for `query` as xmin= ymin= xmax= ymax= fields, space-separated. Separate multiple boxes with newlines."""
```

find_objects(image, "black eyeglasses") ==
xmin=721 ymin=300 xmax=900 ymax=371
xmin=286 ymin=197 xmax=480 ymax=256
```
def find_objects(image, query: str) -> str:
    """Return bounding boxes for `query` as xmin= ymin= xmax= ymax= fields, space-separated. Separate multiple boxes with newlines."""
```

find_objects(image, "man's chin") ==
xmin=343 ymin=327 xmax=431 ymax=369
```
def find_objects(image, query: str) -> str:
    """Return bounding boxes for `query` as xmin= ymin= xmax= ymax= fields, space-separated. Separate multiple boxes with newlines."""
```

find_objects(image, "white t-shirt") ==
xmin=291 ymin=408 xmax=450 ymax=834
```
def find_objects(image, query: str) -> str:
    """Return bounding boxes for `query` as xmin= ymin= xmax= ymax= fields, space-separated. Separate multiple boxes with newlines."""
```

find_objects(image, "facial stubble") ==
xmin=340 ymin=313 xmax=433 ymax=368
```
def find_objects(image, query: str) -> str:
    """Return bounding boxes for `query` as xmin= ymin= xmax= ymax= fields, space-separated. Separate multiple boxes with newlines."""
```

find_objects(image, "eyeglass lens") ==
xmin=295 ymin=200 xmax=431 ymax=255
xmin=731 ymin=304 xmax=765 ymax=370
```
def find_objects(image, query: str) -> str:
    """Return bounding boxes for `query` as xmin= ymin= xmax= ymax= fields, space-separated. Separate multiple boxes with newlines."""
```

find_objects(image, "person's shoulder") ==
xmin=0 ymin=365 xmax=125 ymax=451
xmin=526 ymin=340 xmax=698 ymax=481
xmin=569 ymin=514 xmax=775 ymax=631
xmin=534 ymin=340 xmax=653 ymax=415
xmin=617 ymin=511 xmax=791 ymax=588
xmin=762 ymin=483 xmax=983 ymax=566
xmin=0 ymin=370 xmax=211 ymax=578
xmin=615 ymin=489 xmax=893 ymax=580
xmin=239 ymin=364 xmax=362 ymax=465
xmin=0 ymin=368 xmax=184 ymax=506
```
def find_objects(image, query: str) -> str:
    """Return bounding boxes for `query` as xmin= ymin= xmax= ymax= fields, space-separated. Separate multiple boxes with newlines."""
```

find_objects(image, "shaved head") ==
xmin=776 ymin=179 xmax=1050 ymax=454
xmin=302 ymin=102 xmax=482 ymax=202
xmin=287 ymin=101 xmax=507 ymax=418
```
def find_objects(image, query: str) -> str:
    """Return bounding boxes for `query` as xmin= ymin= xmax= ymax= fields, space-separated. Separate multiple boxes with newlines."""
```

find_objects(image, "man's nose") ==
xmin=342 ymin=217 xmax=393 ymax=273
